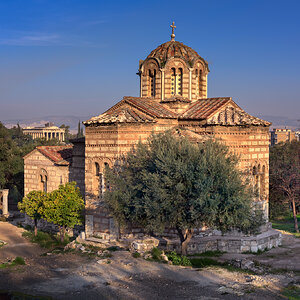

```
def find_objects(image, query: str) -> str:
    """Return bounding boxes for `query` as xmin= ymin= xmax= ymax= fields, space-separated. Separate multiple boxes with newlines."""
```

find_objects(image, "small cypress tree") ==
xmin=77 ymin=121 xmax=81 ymax=138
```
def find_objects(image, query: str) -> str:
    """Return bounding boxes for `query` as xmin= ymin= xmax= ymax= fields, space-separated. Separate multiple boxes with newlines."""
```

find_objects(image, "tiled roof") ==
xmin=84 ymin=106 xmax=156 ymax=125
xmin=84 ymin=97 xmax=177 ymax=125
xmin=37 ymin=146 xmax=73 ymax=165
xmin=123 ymin=97 xmax=177 ymax=119
xmin=84 ymin=97 xmax=270 ymax=127
xmin=180 ymin=97 xmax=231 ymax=119
xmin=146 ymin=41 xmax=209 ymax=69
xmin=207 ymin=106 xmax=271 ymax=126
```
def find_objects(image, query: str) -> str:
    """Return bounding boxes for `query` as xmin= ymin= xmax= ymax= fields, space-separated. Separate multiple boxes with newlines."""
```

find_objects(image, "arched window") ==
xmin=177 ymin=68 xmax=183 ymax=95
xmin=195 ymin=69 xmax=199 ymax=96
xmin=198 ymin=70 xmax=202 ymax=96
xmin=171 ymin=68 xmax=176 ymax=96
xmin=39 ymin=169 xmax=48 ymax=193
xmin=95 ymin=162 xmax=100 ymax=176
xmin=148 ymin=69 xmax=156 ymax=97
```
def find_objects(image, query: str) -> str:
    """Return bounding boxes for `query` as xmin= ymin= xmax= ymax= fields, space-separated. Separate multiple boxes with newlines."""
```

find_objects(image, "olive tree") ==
xmin=104 ymin=132 xmax=264 ymax=255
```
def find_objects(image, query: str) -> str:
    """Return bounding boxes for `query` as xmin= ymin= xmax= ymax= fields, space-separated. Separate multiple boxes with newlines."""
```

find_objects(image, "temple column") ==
xmin=2 ymin=189 xmax=9 ymax=216
xmin=160 ymin=68 xmax=165 ymax=101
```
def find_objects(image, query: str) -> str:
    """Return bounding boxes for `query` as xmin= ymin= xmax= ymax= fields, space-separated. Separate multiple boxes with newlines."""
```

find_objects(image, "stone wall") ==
xmin=84 ymin=120 xmax=179 ymax=237
xmin=69 ymin=139 xmax=85 ymax=196
xmin=24 ymin=150 xmax=69 ymax=195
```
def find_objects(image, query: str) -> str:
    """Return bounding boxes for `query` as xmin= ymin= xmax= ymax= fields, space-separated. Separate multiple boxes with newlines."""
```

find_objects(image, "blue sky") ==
xmin=0 ymin=0 xmax=299 ymax=121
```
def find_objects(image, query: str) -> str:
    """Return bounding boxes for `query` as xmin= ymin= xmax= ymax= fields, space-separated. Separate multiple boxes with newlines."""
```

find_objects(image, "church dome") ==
xmin=138 ymin=23 xmax=209 ymax=101
xmin=146 ymin=41 xmax=209 ymax=69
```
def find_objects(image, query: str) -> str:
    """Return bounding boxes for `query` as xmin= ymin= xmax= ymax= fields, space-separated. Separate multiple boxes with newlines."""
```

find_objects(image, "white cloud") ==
xmin=0 ymin=33 xmax=60 ymax=46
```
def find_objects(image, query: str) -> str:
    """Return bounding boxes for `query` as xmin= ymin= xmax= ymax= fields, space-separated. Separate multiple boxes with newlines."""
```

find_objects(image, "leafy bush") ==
xmin=0 ymin=256 xmax=25 ymax=268
xmin=189 ymin=257 xmax=222 ymax=268
xmin=42 ymin=182 xmax=84 ymax=242
xmin=132 ymin=252 xmax=141 ymax=258
xmin=18 ymin=190 xmax=47 ymax=236
xmin=22 ymin=230 xmax=69 ymax=249
xmin=189 ymin=250 xmax=225 ymax=257
xmin=167 ymin=251 xmax=192 ymax=266
xmin=151 ymin=247 xmax=162 ymax=260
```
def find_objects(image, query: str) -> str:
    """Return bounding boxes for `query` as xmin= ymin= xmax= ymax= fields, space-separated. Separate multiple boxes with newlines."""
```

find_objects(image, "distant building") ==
xmin=270 ymin=128 xmax=296 ymax=146
xmin=23 ymin=122 xmax=65 ymax=142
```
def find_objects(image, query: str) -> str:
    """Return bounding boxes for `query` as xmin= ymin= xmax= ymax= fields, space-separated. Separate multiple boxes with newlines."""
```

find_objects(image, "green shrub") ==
xmin=167 ymin=251 xmax=192 ymax=266
xmin=188 ymin=250 xmax=225 ymax=257
xmin=189 ymin=257 xmax=222 ymax=268
xmin=0 ymin=256 xmax=25 ymax=268
xmin=12 ymin=257 xmax=25 ymax=266
xmin=132 ymin=252 xmax=141 ymax=258
xmin=151 ymin=247 xmax=162 ymax=260
xmin=22 ymin=229 xmax=69 ymax=249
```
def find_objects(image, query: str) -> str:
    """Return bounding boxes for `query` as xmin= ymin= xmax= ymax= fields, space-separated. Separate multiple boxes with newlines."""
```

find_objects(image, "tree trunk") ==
xmin=291 ymin=198 xmax=299 ymax=233
xmin=176 ymin=227 xmax=193 ymax=256
xmin=60 ymin=226 xmax=65 ymax=242
xmin=34 ymin=219 xmax=38 ymax=236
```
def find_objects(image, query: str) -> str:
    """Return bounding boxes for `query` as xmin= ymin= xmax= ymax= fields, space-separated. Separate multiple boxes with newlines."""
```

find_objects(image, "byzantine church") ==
xmin=24 ymin=24 xmax=281 ymax=252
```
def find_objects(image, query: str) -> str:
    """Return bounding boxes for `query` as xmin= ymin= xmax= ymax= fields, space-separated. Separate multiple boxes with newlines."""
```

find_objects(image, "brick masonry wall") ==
xmin=69 ymin=141 xmax=85 ymax=196
xmin=24 ymin=150 xmax=69 ymax=196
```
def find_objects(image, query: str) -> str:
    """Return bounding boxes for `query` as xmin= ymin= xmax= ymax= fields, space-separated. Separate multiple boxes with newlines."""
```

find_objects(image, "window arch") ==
xmin=177 ymin=68 xmax=183 ymax=95
xmin=252 ymin=164 xmax=266 ymax=200
xmin=39 ymin=169 xmax=48 ymax=193
xmin=148 ymin=69 xmax=156 ymax=97
xmin=95 ymin=162 xmax=100 ymax=176
xmin=171 ymin=68 xmax=176 ymax=96
xmin=198 ymin=69 xmax=202 ymax=96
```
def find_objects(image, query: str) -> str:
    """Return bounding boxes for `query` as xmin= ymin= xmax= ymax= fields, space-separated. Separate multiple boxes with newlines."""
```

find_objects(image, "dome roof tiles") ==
xmin=146 ymin=41 xmax=208 ymax=68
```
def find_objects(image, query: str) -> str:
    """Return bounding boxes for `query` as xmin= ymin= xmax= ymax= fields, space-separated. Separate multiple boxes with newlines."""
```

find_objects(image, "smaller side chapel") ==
xmin=82 ymin=24 xmax=279 ymax=251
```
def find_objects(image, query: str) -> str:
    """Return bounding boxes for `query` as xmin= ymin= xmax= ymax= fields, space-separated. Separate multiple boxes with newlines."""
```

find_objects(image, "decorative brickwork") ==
xmin=83 ymin=36 xmax=274 ymax=243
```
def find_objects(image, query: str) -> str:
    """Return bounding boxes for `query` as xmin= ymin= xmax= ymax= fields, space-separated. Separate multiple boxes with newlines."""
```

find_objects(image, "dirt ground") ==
xmin=0 ymin=221 xmax=299 ymax=300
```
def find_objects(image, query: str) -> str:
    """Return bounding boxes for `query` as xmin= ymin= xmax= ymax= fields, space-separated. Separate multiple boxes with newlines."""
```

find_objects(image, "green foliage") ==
xmin=22 ymin=230 xmax=70 ymax=248
xmin=0 ymin=122 xmax=64 ymax=202
xmin=0 ymin=257 xmax=25 ymax=269
xmin=104 ymin=131 xmax=264 ymax=252
xmin=42 ymin=182 xmax=84 ymax=230
xmin=189 ymin=257 xmax=222 ymax=268
xmin=132 ymin=252 xmax=141 ymax=258
xmin=269 ymin=141 xmax=300 ymax=218
xmin=167 ymin=251 xmax=192 ymax=266
xmin=188 ymin=250 xmax=225 ymax=257
xmin=281 ymin=285 xmax=300 ymax=300
xmin=151 ymin=247 xmax=162 ymax=260
xmin=272 ymin=215 xmax=300 ymax=238
xmin=0 ymin=291 xmax=52 ymax=300
xmin=18 ymin=190 xmax=46 ymax=222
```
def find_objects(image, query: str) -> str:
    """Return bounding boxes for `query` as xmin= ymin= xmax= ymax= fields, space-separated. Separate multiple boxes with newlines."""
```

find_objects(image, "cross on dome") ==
xmin=170 ymin=21 xmax=176 ymax=41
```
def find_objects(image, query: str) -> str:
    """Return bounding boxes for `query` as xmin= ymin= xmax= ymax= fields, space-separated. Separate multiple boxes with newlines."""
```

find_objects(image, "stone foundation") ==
xmin=161 ymin=229 xmax=282 ymax=254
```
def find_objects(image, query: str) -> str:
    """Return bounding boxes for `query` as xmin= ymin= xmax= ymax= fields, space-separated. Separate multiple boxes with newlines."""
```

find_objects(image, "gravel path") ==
xmin=0 ymin=221 xmax=299 ymax=300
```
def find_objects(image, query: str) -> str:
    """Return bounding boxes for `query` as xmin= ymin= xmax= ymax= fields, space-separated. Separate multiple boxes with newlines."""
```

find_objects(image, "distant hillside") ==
xmin=258 ymin=115 xmax=299 ymax=130
xmin=2 ymin=115 xmax=92 ymax=134
xmin=2 ymin=114 xmax=299 ymax=133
